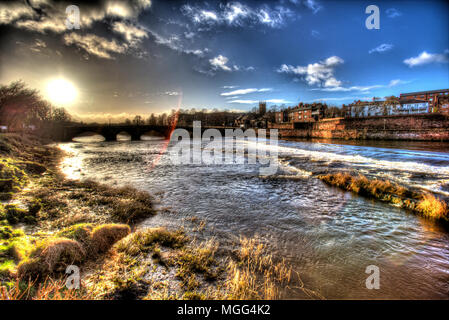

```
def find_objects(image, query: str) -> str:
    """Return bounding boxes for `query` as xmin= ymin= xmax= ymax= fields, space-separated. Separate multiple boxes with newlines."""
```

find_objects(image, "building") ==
xmin=397 ymin=99 xmax=430 ymax=114
xmin=259 ymin=102 xmax=266 ymax=115
xmin=291 ymin=103 xmax=326 ymax=122
xmin=348 ymin=99 xmax=430 ymax=118
xmin=274 ymin=110 xmax=289 ymax=123
xmin=400 ymin=89 xmax=449 ymax=111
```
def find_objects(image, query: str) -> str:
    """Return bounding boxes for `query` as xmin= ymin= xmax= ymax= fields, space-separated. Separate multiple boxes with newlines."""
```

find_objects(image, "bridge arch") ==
xmin=141 ymin=130 xmax=166 ymax=140
xmin=72 ymin=131 xmax=105 ymax=142
xmin=116 ymin=131 xmax=132 ymax=141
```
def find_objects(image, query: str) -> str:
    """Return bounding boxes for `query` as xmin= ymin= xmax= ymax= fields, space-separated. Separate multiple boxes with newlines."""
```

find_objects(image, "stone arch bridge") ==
xmin=55 ymin=124 xmax=239 ymax=142
xmin=58 ymin=124 xmax=173 ymax=142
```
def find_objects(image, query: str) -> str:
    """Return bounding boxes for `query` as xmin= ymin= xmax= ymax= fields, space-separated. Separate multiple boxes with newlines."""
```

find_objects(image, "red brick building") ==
xmin=291 ymin=103 xmax=326 ymax=122
xmin=400 ymin=89 xmax=449 ymax=112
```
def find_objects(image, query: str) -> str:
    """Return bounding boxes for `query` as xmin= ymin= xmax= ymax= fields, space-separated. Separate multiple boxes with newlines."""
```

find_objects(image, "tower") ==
xmin=259 ymin=101 xmax=266 ymax=115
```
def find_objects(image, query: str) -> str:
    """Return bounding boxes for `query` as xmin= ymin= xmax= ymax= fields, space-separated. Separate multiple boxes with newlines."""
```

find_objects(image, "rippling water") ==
xmin=58 ymin=136 xmax=449 ymax=299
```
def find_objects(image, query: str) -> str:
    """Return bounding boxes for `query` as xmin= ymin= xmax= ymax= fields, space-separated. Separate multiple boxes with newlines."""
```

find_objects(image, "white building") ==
xmin=350 ymin=100 xmax=430 ymax=117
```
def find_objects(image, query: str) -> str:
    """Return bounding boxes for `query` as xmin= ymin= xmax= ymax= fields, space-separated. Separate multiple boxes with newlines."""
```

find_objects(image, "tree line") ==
xmin=0 ymin=81 xmax=71 ymax=130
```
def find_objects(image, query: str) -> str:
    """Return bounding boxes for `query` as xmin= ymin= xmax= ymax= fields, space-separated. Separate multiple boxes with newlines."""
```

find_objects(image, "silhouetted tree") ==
xmin=133 ymin=115 xmax=143 ymax=125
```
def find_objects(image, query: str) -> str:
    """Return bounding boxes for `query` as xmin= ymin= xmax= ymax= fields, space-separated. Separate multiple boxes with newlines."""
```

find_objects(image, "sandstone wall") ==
xmin=275 ymin=114 xmax=449 ymax=141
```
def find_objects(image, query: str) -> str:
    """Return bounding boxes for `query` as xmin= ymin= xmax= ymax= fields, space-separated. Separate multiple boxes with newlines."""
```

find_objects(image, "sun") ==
xmin=46 ymin=78 xmax=78 ymax=105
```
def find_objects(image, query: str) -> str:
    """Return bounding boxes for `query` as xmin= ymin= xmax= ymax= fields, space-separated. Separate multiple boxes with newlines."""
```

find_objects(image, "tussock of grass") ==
xmin=0 ymin=159 xmax=28 ymax=195
xmin=16 ymin=223 xmax=130 ymax=280
xmin=116 ymin=227 xmax=186 ymax=256
xmin=4 ymin=204 xmax=37 ymax=225
xmin=320 ymin=172 xmax=407 ymax=198
xmin=319 ymin=172 xmax=449 ymax=222
xmin=91 ymin=224 xmax=131 ymax=254
xmin=173 ymin=239 xmax=219 ymax=290
xmin=17 ymin=239 xmax=85 ymax=279
xmin=0 ymin=225 xmax=24 ymax=240
xmin=417 ymin=194 xmax=448 ymax=220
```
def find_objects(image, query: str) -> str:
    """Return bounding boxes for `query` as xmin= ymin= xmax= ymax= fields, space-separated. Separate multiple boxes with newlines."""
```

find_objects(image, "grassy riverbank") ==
xmin=0 ymin=133 xmax=318 ymax=300
xmin=318 ymin=172 xmax=448 ymax=222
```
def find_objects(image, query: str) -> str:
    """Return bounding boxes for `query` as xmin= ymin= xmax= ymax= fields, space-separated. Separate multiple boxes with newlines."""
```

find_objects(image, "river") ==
xmin=57 ymin=135 xmax=449 ymax=299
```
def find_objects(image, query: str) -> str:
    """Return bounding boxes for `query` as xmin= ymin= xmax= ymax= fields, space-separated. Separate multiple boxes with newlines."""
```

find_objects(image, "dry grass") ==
xmin=224 ymin=236 xmax=322 ymax=300
xmin=320 ymin=172 xmax=407 ymax=198
xmin=17 ymin=239 xmax=85 ymax=279
xmin=91 ymin=224 xmax=131 ymax=254
xmin=417 ymin=193 xmax=448 ymax=221
xmin=116 ymin=227 xmax=187 ymax=256
xmin=173 ymin=239 xmax=219 ymax=290
xmin=16 ymin=223 xmax=131 ymax=280
xmin=0 ymin=278 xmax=92 ymax=300
xmin=319 ymin=172 xmax=449 ymax=222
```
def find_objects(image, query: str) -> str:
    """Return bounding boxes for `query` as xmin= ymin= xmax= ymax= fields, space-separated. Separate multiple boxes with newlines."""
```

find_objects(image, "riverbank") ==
xmin=0 ymin=133 xmax=319 ymax=300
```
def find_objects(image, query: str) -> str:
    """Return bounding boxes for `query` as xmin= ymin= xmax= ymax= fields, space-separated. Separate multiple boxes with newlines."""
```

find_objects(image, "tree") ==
xmin=147 ymin=113 xmax=157 ymax=125
xmin=51 ymin=107 xmax=71 ymax=123
xmin=383 ymin=95 xmax=400 ymax=115
xmin=133 ymin=115 xmax=143 ymax=125
xmin=0 ymin=81 xmax=43 ymax=129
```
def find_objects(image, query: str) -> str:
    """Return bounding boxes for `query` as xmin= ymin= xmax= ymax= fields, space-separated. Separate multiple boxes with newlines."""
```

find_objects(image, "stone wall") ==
xmin=273 ymin=114 xmax=449 ymax=141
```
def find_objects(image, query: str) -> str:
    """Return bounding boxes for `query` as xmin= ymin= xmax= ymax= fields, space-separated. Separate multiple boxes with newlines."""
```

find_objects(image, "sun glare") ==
xmin=46 ymin=78 xmax=78 ymax=105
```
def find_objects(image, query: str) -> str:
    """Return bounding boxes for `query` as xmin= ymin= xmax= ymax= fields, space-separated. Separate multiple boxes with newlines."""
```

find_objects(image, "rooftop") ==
xmin=400 ymin=89 xmax=449 ymax=96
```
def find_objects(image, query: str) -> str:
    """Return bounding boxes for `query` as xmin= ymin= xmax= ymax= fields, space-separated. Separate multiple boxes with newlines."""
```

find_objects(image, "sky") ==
xmin=0 ymin=0 xmax=448 ymax=122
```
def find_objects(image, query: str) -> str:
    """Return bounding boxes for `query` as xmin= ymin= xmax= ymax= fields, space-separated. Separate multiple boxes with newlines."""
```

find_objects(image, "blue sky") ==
xmin=0 ymin=0 xmax=448 ymax=122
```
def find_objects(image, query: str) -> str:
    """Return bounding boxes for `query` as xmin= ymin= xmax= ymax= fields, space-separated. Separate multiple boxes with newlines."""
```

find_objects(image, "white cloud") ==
xmin=314 ymin=85 xmax=382 ymax=92
xmin=162 ymin=91 xmax=180 ymax=96
xmin=369 ymin=43 xmax=393 ymax=54
xmin=280 ymin=56 xmax=410 ymax=93
xmin=209 ymin=55 xmax=232 ymax=71
xmin=223 ymin=85 xmax=238 ymax=89
xmin=1 ymin=0 xmax=152 ymax=34
xmin=229 ymin=99 xmax=291 ymax=104
xmin=206 ymin=55 xmax=254 ymax=74
xmin=311 ymin=78 xmax=408 ymax=92
xmin=304 ymin=0 xmax=322 ymax=14
xmin=184 ymin=32 xmax=195 ymax=39
xmin=386 ymin=8 xmax=402 ymax=18
xmin=278 ymin=56 xmax=344 ymax=87
xmin=311 ymin=30 xmax=320 ymax=38
xmin=313 ymin=96 xmax=372 ymax=102
xmin=266 ymin=99 xmax=292 ymax=104
xmin=112 ymin=21 xmax=148 ymax=46
xmin=388 ymin=79 xmax=410 ymax=87
xmin=149 ymin=30 xmax=206 ymax=57
xmin=224 ymin=3 xmax=250 ymax=25
xmin=181 ymin=2 xmax=296 ymax=28
xmin=15 ymin=18 xmax=67 ymax=34
xmin=403 ymin=51 xmax=449 ymax=67
xmin=63 ymin=33 xmax=127 ymax=60
xmin=228 ymin=99 xmax=259 ymax=104
xmin=221 ymin=88 xmax=272 ymax=96
xmin=0 ymin=2 xmax=35 ymax=25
